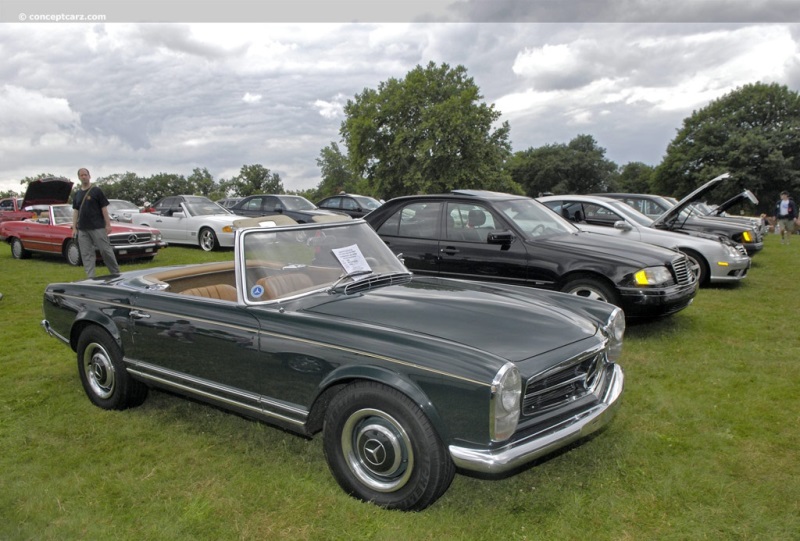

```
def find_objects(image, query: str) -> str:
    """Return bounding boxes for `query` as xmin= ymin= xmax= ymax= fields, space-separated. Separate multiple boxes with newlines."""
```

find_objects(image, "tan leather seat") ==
xmin=181 ymin=284 xmax=238 ymax=301
xmin=256 ymin=273 xmax=314 ymax=300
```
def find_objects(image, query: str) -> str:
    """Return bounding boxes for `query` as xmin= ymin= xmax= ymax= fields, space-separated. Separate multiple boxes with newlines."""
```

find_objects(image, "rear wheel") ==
xmin=323 ymin=381 xmax=455 ymax=511
xmin=199 ymin=228 xmax=218 ymax=251
xmin=76 ymin=326 xmax=148 ymax=410
xmin=64 ymin=239 xmax=82 ymax=266
xmin=10 ymin=238 xmax=30 ymax=260
xmin=561 ymin=275 xmax=620 ymax=307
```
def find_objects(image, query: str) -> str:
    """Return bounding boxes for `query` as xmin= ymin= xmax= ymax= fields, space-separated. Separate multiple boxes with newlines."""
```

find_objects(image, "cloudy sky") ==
xmin=1 ymin=1 xmax=799 ymax=195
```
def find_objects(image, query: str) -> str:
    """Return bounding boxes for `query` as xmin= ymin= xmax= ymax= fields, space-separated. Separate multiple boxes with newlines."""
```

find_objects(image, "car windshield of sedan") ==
xmin=183 ymin=196 xmax=232 ymax=216
xmin=352 ymin=196 xmax=381 ymax=210
xmin=280 ymin=196 xmax=317 ymax=211
xmin=241 ymin=221 xmax=410 ymax=302
xmin=496 ymin=198 xmax=577 ymax=239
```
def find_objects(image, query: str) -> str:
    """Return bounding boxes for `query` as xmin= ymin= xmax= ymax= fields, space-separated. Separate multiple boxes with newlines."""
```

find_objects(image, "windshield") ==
xmin=52 ymin=204 xmax=73 ymax=225
xmin=184 ymin=196 xmax=231 ymax=216
xmin=494 ymin=198 xmax=577 ymax=239
xmin=109 ymin=200 xmax=139 ymax=211
xmin=281 ymin=196 xmax=317 ymax=211
xmin=353 ymin=196 xmax=381 ymax=210
xmin=241 ymin=221 xmax=409 ymax=302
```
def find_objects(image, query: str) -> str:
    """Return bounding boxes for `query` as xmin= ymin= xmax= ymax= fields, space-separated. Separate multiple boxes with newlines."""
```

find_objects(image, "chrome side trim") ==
xmin=41 ymin=319 xmax=69 ymax=345
xmin=449 ymin=364 xmax=623 ymax=474
xmin=126 ymin=360 xmax=308 ymax=428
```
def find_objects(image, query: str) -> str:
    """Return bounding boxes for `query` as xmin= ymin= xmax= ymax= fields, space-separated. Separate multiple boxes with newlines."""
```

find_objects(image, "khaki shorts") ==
xmin=778 ymin=218 xmax=795 ymax=234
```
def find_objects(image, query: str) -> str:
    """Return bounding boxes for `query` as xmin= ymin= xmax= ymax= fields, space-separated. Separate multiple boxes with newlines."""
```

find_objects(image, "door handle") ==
xmin=440 ymin=246 xmax=459 ymax=255
xmin=130 ymin=310 xmax=151 ymax=319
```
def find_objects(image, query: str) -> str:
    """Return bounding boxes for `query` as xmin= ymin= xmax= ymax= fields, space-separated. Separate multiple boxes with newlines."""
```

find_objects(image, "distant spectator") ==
xmin=774 ymin=190 xmax=797 ymax=245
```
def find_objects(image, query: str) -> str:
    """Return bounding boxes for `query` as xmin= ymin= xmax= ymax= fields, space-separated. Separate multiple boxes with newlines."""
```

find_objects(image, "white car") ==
xmin=107 ymin=199 xmax=141 ymax=223
xmin=131 ymin=195 xmax=245 ymax=251
xmin=538 ymin=194 xmax=751 ymax=286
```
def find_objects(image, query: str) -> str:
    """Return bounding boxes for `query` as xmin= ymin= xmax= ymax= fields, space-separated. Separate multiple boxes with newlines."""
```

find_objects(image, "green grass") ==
xmin=1 ymin=238 xmax=798 ymax=540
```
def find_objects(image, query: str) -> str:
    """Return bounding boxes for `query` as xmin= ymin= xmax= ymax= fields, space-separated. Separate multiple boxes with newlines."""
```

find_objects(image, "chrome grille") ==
xmin=522 ymin=349 xmax=604 ymax=416
xmin=109 ymin=232 xmax=154 ymax=246
xmin=670 ymin=256 xmax=692 ymax=285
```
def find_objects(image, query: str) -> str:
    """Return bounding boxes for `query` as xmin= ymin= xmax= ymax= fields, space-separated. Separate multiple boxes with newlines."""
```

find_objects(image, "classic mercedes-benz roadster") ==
xmin=42 ymin=216 xmax=625 ymax=510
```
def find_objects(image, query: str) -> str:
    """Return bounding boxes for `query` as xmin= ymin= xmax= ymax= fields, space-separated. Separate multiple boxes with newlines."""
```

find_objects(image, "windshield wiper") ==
xmin=327 ymin=270 xmax=373 ymax=293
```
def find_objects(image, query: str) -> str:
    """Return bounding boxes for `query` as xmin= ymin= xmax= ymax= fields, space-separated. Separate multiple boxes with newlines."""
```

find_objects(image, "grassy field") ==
xmin=1 ymin=236 xmax=798 ymax=540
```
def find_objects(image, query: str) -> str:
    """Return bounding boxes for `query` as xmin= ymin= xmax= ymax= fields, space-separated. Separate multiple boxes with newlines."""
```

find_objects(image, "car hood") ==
xmin=651 ymin=173 xmax=730 ymax=227
xmin=536 ymin=229 xmax=678 ymax=267
xmin=302 ymin=277 xmax=600 ymax=363
xmin=709 ymin=189 xmax=758 ymax=216
xmin=21 ymin=177 xmax=74 ymax=208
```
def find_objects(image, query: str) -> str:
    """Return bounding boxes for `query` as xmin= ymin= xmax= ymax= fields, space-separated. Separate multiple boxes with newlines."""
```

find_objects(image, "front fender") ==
xmin=313 ymin=364 xmax=450 ymax=443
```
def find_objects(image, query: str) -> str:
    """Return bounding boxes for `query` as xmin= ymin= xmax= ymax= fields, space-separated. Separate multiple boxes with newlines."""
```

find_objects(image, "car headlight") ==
xmin=490 ymin=363 xmax=521 ymax=442
xmin=154 ymin=233 xmax=162 ymax=241
xmin=724 ymin=244 xmax=740 ymax=257
xmin=633 ymin=266 xmax=672 ymax=286
xmin=741 ymin=230 xmax=753 ymax=243
xmin=603 ymin=307 xmax=625 ymax=362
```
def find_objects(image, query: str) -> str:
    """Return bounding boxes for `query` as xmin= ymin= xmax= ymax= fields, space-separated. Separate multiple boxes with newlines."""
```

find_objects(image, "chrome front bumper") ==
xmin=449 ymin=363 xmax=624 ymax=474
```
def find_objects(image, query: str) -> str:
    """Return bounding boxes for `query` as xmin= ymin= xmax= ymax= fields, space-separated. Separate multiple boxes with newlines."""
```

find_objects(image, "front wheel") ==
xmin=323 ymin=382 xmax=455 ymax=511
xmin=198 ymin=228 xmax=218 ymax=251
xmin=64 ymin=239 xmax=82 ymax=266
xmin=76 ymin=326 xmax=148 ymax=410
xmin=11 ymin=238 xmax=31 ymax=260
xmin=561 ymin=275 xmax=620 ymax=307
xmin=679 ymin=249 xmax=709 ymax=287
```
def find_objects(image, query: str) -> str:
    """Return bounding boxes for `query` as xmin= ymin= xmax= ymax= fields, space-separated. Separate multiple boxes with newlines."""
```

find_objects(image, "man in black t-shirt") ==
xmin=71 ymin=168 xmax=120 ymax=277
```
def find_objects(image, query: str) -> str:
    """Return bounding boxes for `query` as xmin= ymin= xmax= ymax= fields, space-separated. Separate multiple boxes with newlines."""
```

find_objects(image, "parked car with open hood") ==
xmin=538 ymin=194 xmax=751 ymax=287
xmin=130 ymin=195 xmax=246 ymax=251
xmin=0 ymin=177 xmax=166 ymax=266
xmin=364 ymin=190 xmax=698 ymax=319
xmin=597 ymin=174 xmax=763 ymax=255
xmin=41 ymin=215 xmax=625 ymax=510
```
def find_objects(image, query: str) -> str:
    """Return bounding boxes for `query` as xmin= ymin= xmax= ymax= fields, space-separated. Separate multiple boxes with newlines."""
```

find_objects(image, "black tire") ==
xmin=679 ymin=249 xmax=709 ymax=287
xmin=561 ymin=275 xmax=620 ymax=307
xmin=10 ymin=238 xmax=31 ymax=260
xmin=64 ymin=239 xmax=82 ymax=266
xmin=198 ymin=227 xmax=218 ymax=252
xmin=76 ymin=326 xmax=148 ymax=410
xmin=323 ymin=381 xmax=455 ymax=511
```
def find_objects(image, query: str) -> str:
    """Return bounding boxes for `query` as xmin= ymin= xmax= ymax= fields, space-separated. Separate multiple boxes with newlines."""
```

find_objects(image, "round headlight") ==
xmin=604 ymin=307 xmax=625 ymax=362
xmin=491 ymin=363 xmax=521 ymax=442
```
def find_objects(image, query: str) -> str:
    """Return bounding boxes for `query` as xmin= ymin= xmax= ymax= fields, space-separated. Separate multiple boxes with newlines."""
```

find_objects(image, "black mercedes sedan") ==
xmin=230 ymin=194 xmax=345 ymax=223
xmin=364 ymin=190 xmax=699 ymax=319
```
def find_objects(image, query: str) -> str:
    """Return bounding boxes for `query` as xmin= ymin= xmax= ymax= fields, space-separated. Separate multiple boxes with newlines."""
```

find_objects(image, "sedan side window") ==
xmin=446 ymin=203 xmax=496 ymax=242
xmin=377 ymin=202 xmax=442 ymax=239
xmin=583 ymin=203 xmax=620 ymax=227
xmin=243 ymin=198 xmax=264 ymax=212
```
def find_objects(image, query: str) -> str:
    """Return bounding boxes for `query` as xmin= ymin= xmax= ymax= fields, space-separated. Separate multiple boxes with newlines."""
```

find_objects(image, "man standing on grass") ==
xmin=72 ymin=168 xmax=120 ymax=277
xmin=774 ymin=190 xmax=797 ymax=245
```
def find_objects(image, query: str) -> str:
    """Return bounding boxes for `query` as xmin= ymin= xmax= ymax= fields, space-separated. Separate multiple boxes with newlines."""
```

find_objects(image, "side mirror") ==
xmin=613 ymin=220 xmax=632 ymax=231
xmin=487 ymin=230 xmax=514 ymax=245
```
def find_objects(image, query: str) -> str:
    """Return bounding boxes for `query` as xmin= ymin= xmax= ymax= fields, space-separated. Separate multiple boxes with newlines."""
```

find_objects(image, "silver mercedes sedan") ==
xmin=539 ymin=194 xmax=751 ymax=287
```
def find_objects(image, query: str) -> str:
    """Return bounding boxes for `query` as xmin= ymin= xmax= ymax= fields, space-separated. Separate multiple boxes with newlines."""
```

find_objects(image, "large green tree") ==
xmin=229 ymin=164 xmax=283 ymax=197
xmin=654 ymin=82 xmax=800 ymax=211
xmin=616 ymin=162 xmax=656 ymax=193
xmin=314 ymin=142 xmax=366 ymax=200
xmin=340 ymin=62 xmax=518 ymax=199
xmin=507 ymin=135 xmax=618 ymax=196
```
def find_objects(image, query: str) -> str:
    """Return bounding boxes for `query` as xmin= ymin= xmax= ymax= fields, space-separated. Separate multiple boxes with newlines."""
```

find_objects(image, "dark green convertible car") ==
xmin=42 ymin=217 xmax=625 ymax=510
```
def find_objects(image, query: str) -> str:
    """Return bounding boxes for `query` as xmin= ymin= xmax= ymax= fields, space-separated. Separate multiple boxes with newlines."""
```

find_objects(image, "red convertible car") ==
xmin=0 ymin=177 xmax=166 ymax=266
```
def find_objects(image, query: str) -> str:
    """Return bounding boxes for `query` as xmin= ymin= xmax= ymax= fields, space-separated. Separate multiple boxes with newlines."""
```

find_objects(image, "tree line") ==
xmin=5 ymin=63 xmax=799 ymax=215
